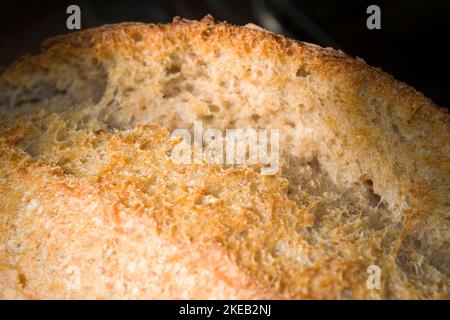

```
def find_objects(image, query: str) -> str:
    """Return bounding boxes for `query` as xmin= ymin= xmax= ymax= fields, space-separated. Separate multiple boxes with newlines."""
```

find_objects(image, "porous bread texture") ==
xmin=0 ymin=16 xmax=448 ymax=299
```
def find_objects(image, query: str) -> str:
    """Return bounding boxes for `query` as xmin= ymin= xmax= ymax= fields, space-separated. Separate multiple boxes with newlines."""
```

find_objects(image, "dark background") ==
xmin=0 ymin=0 xmax=449 ymax=108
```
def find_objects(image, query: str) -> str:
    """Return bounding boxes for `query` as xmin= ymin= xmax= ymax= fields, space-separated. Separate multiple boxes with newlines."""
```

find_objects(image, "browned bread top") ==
xmin=0 ymin=16 xmax=448 ymax=299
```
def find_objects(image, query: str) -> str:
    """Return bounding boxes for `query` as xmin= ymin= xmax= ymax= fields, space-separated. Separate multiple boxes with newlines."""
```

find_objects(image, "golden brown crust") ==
xmin=0 ymin=16 xmax=448 ymax=299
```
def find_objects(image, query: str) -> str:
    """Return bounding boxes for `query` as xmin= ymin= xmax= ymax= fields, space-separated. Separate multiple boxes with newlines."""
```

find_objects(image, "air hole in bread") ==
xmin=18 ymin=273 xmax=26 ymax=288
xmin=208 ymin=104 xmax=220 ymax=113
xmin=123 ymin=86 xmax=136 ymax=95
xmin=61 ymin=140 xmax=74 ymax=148
xmin=15 ymin=83 xmax=67 ymax=107
xmin=395 ymin=241 xmax=424 ymax=277
xmin=296 ymin=65 xmax=310 ymax=77
xmin=23 ymin=142 xmax=40 ymax=158
xmin=57 ymin=157 xmax=71 ymax=168
xmin=74 ymin=115 xmax=92 ymax=130
xmin=55 ymin=130 xmax=68 ymax=142
xmin=184 ymin=83 xmax=194 ymax=93
xmin=286 ymin=46 xmax=296 ymax=56
xmin=105 ymin=113 xmax=124 ymax=129
xmin=128 ymin=115 xmax=136 ymax=127
xmin=131 ymin=32 xmax=144 ymax=43
xmin=430 ymin=242 xmax=450 ymax=276
xmin=307 ymin=156 xmax=321 ymax=174
xmin=201 ymin=28 xmax=212 ymax=39
xmin=162 ymin=76 xmax=184 ymax=98
xmin=360 ymin=176 xmax=382 ymax=207
xmin=200 ymin=114 xmax=214 ymax=123
xmin=165 ymin=64 xmax=181 ymax=75
xmin=285 ymin=120 xmax=296 ymax=128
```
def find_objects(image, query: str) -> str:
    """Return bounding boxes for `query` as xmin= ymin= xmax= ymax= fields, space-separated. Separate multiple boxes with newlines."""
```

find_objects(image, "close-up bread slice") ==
xmin=0 ymin=16 xmax=448 ymax=299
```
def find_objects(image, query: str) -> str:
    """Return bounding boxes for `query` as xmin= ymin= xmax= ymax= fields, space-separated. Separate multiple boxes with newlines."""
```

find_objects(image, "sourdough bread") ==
xmin=0 ymin=16 xmax=448 ymax=299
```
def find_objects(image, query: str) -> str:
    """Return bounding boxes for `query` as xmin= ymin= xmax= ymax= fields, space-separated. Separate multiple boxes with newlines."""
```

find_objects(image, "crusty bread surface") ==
xmin=0 ymin=16 xmax=448 ymax=299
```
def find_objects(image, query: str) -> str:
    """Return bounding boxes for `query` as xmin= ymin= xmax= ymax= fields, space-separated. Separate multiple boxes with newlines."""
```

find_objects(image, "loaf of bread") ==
xmin=0 ymin=16 xmax=448 ymax=299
